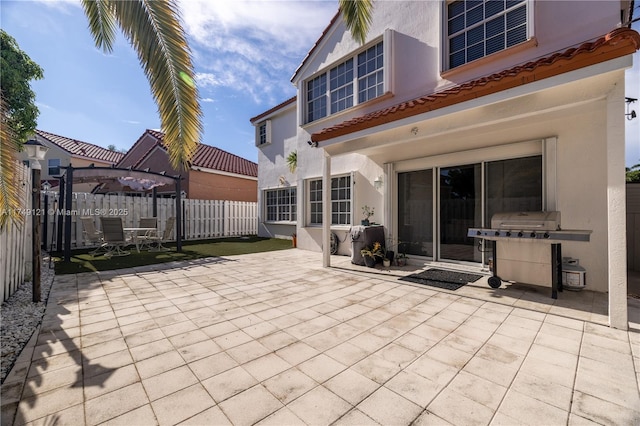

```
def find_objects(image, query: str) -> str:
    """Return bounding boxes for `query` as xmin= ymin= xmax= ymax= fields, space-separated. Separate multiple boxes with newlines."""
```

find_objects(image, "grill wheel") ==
xmin=488 ymin=276 xmax=502 ymax=288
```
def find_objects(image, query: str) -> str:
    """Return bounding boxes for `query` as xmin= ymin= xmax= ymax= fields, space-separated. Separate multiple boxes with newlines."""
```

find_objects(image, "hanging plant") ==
xmin=286 ymin=150 xmax=297 ymax=173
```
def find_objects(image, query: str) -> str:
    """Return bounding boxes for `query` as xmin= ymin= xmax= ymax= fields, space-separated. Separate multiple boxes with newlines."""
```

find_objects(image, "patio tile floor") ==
xmin=2 ymin=249 xmax=640 ymax=425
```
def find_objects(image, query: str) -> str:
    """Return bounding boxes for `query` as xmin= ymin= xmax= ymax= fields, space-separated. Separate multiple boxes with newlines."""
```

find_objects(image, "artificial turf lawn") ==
xmin=53 ymin=236 xmax=293 ymax=274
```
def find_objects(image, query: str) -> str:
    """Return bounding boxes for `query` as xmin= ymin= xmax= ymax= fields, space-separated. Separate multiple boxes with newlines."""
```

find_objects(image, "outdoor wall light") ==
xmin=307 ymin=140 xmax=318 ymax=148
xmin=373 ymin=176 xmax=383 ymax=189
xmin=626 ymin=97 xmax=637 ymax=121
xmin=24 ymin=139 xmax=49 ymax=303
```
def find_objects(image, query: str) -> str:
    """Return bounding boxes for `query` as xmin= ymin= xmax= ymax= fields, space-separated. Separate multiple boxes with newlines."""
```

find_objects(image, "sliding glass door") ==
xmin=397 ymin=170 xmax=434 ymax=257
xmin=396 ymin=155 xmax=542 ymax=264
xmin=439 ymin=164 xmax=482 ymax=262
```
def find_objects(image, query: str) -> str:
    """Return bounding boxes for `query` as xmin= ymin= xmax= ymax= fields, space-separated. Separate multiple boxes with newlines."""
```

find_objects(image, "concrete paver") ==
xmin=2 ymin=249 xmax=640 ymax=425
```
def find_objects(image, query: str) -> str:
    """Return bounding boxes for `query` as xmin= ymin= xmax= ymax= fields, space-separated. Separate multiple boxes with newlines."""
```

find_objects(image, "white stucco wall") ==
xmin=255 ymin=1 xmax=632 ymax=305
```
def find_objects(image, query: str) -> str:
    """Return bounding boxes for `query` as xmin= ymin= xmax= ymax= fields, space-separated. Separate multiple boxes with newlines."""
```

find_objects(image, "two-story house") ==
xmin=25 ymin=130 xmax=125 ymax=193
xmin=253 ymin=1 xmax=639 ymax=328
xmin=97 ymin=129 xmax=258 ymax=202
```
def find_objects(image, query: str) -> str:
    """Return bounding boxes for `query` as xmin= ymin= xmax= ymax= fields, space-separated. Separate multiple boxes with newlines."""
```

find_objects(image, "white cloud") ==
xmin=179 ymin=0 xmax=338 ymax=105
xmin=201 ymin=97 xmax=215 ymax=103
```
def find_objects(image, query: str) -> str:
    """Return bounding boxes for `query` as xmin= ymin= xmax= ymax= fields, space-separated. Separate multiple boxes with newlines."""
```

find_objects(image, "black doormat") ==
xmin=399 ymin=268 xmax=483 ymax=291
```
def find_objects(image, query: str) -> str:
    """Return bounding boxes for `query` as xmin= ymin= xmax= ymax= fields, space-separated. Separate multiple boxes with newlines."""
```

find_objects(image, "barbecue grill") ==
xmin=468 ymin=211 xmax=592 ymax=298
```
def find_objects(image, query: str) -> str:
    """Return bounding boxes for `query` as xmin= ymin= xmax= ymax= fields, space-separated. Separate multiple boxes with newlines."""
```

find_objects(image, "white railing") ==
xmin=40 ymin=193 xmax=258 ymax=250
xmin=1 ymin=162 xmax=32 ymax=302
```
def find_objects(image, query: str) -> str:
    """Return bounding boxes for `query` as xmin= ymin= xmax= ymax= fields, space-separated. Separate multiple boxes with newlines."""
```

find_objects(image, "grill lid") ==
xmin=491 ymin=211 xmax=561 ymax=231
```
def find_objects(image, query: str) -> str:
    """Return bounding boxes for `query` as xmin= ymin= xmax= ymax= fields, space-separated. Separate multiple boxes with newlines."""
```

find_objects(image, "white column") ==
xmin=322 ymin=151 xmax=331 ymax=267
xmin=383 ymin=163 xmax=393 ymax=241
xmin=606 ymin=77 xmax=628 ymax=330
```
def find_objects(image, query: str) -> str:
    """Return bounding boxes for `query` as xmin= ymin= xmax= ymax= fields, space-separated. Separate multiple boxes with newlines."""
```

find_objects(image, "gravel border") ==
xmin=1 ymin=254 xmax=55 ymax=383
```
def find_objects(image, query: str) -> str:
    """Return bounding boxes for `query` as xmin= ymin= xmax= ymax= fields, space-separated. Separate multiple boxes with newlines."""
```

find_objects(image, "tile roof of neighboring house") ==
xmin=312 ymin=28 xmax=640 ymax=143
xmin=35 ymin=130 xmax=124 ymax=163
xmin=127 ymin=130 xmax=258 ymax=177
xmin=250 ymin=96 xmax=296 ymax=124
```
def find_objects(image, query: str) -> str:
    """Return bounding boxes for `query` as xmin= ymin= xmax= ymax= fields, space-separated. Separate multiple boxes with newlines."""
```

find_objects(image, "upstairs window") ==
xmin=305 ymin=40 xmax=385 ymax=123
xmin=446 ymin=0 xmax=529 ymax=69
xmin=255 ymin=120 xmax=271 ymax=147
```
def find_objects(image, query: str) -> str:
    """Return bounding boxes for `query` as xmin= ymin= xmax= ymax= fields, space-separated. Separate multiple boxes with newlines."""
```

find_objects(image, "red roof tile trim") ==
xmin=312 ymin=28 xmax=640 ymax=143
xmin=250 ymin=96 xmax=296 ymax=124
xmin=134 ymin=130 xmax=258 ymax=177
xmin=35 ymin=130 xmax=124 ymax=163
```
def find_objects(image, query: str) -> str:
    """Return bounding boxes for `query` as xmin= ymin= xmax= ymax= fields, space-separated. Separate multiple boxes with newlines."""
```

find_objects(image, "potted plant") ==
xmin=361 ymin=205 xmax=374 ymax=226
xmin=361 ymin=241 xmax=384 ymax=267
xmin=396 ymin=252 xmax=408 ymax=267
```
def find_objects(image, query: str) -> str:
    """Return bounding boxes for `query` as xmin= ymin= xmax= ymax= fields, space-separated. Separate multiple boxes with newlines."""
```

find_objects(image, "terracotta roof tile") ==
xmin=131 ymin=130 xmax=258 ymax=177
xmin=312 ymin=28 xmax=640 ymax=143
xmin=35 ymin=130 xmax=124 ymax=163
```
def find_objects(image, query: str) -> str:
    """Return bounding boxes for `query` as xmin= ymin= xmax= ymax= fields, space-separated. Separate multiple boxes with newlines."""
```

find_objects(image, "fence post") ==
xmin=63 ymin=166 xmax=73 ymax=262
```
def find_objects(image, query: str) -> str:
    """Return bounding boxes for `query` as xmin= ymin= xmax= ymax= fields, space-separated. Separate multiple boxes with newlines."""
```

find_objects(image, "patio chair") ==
xmin=99 ymin=217 xmax=130 ymax=257
xmin=147 ymin=217 xmax=175 ymax=251
xmin=80 ymin=217 xmax=105 ymax=256
xmin=134 ymin=217 xmax=158 ymax=251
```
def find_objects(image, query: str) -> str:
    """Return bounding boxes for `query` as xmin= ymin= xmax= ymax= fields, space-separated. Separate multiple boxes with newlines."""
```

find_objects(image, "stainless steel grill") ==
xmin=467 ymin=211 xmax=591 ymax=298
xmin=468 ymin=211 xmax=591 ymax=243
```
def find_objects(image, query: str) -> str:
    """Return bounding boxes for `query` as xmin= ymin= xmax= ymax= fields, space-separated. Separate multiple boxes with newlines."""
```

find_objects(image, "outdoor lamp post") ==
xmin=24 ymin=139 xmax=49 ymax=303
xmin=42 ymin=181 xmax=51 ymax=250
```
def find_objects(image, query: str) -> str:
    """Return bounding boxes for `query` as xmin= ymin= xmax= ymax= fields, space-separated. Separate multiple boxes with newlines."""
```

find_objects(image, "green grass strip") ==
xmin=53 ymin=236 xmax=293 ymax=274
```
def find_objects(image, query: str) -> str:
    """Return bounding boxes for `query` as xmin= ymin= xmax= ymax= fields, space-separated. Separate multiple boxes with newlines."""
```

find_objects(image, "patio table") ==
xmin=123 ymin=227 xmax=157 ymax=252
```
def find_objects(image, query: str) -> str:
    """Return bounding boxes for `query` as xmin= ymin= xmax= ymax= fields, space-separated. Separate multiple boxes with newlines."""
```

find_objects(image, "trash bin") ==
xmin=351 ymin=225 xmax=385 ymax=265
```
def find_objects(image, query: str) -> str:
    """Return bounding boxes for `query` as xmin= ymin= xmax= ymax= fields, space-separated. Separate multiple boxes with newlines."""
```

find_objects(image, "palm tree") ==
xmin=1 ymin=0 xmax=374 ymax=229
xmin=82 ymin=0 xmax=201 ymax=169
xmin=339 ymin=0 xmax=374 ymax=45
xmin=1 ymin=0 xmax=202 ymax=229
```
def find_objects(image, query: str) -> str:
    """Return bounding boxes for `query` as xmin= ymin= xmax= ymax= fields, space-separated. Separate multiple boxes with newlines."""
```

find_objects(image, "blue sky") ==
xmin=1 ymin=0 xmax=639 ymax=166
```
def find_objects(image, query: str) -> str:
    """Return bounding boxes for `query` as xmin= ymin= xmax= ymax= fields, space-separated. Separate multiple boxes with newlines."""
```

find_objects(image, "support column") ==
xmin=322 ymin=151 xmax=331 ymax=267
xmin=383 ymin=163 xmax=393 ymax=243
xmin=606 ymin=79 xmax=627 ymax=330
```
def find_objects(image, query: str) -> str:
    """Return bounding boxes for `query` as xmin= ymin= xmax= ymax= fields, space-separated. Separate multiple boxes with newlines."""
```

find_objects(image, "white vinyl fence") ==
xmin=1 ymin=162 xmax=32 ymax=302
xmin=41 ymin=193 xmax=258 ymax=250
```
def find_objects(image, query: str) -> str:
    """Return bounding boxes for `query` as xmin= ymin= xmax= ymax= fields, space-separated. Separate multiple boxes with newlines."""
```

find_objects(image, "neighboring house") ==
xmin=253 ymin=1 xmax=639 ymax=328
xmin=22 ymin=130 xmax=124 ymax=193
xmin=98 ymin=129 xmax=258 ymax=201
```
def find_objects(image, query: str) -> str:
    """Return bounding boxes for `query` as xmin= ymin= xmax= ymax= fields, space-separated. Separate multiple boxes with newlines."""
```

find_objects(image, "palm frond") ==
xmin=0 ymin=96 xmax=23 ymax=229
xmin=81 ymin=0 xmax=117 ymax=53
xmin=108 ymin=0 xmax=202 ymax=170
xmin=339 ymin=0 xmax=374 ymax=45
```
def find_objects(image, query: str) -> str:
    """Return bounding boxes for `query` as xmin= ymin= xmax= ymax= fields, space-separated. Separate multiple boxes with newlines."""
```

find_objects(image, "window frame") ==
xmin=48 ymin=158 xmax=61 ymax=176
xmin=255 ymin=120 xmax=272 ymax=147
xmin=302 ymin=31 xmax=393 ymax=125
xmin=306 ymin=174 xmax=353 ymax=227
xmin=443 ymin=0 xmax=532 ymax=71
xmin=264 ymin=186 xmax=297 ymax=223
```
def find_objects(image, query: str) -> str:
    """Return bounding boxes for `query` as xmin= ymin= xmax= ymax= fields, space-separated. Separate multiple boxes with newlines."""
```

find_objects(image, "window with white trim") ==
xmin=446 ymin=0 xmax=529 ymax=70
xmin=307 ymin=175 xmax=352 ymax=225
xmin=305 ymin=40 xmax=385 ymax=123
xmin=265 ymin=187 xmax=296 ymax=222
xmin=255 ymin=120 xmax=271 ymax=147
